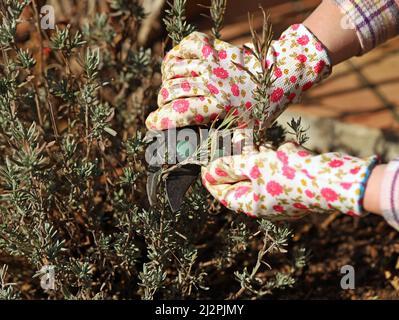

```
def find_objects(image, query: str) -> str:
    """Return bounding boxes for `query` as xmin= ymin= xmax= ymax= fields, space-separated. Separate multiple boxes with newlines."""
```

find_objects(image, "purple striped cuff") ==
xmin=380 ymin=159 xmax=399 ymax=231
xmin=334 ymin=0 xmax=399 ymax=54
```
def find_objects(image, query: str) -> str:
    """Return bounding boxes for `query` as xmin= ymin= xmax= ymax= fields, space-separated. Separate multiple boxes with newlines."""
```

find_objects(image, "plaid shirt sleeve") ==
xmin=334 ymin=0 xmax=399 ymax=54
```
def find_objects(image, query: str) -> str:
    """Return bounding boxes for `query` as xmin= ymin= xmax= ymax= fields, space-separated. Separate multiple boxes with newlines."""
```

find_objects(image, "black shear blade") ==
xmin=165 ymin=164 xmax=201 ymax=212
xmin=146 ymin=167 xmax=162 ymax=207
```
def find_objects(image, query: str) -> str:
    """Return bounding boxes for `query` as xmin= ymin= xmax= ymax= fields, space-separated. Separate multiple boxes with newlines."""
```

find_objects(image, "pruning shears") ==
xmin=144 ymin=123 xmax=237 ymax=212
xmin=144 ymin=127 xmax=203 ymax=212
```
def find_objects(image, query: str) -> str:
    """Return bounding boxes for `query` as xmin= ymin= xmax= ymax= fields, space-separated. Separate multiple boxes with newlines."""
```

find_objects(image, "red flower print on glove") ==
xmin=213 ymin=67 xmax=229 ymax=79
xmin=250 ymin=165 xmax=261 ymax=179
xmin=297 ymin=35 xmax=310 ymax=46
xmin=172 ymin=99 xmax=189 ymax=113
xmin=329 ymin=159 xmax=344 ymax=168
xmin=218 ymin=50 xmax=227 ymax=59
xmin=294 ymin=203 xmax=308 ymax=210
xmin=282 ymin=166 xmax=296 ymax=180
xmin=321 ymin=188 xmax=338 ymax=202
xmin=181 ymin=81 xmax=191 ymax=92
xmin=207 ymin=84 xmax=219 ymax=95
xmin=271 ymin=88 xmax=284 ymax=103
xmin=231 ymin=84 xmax=240 ymax=97
xmin=297 ymin=54 xmax=307 ymax=63
xmin=274 ymin=67 xmax=283 ymax=78
xmin=202 ymin=45 xmax=213 ymax=58
xmin=235 ymin=186 xmax=251 ymax=199
xmin=315 ymin=60 xmax=327 ymax=74
xmin=273 ymin=205 xmax=285 ymax=213
xmin=160 ymin=88 xmax=169 ymax=100
xmin=267 ymin=181 xmax=284 ymax=196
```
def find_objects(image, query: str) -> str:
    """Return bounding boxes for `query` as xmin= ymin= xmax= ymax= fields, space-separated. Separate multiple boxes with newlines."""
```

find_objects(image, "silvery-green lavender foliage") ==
xmin=0 ymin=0 xmax=305 ymax=300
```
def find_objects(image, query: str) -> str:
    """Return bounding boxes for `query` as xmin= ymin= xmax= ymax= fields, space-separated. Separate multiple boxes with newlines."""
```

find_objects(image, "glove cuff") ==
xmin=317 ymin=154 xmax=378 ymax=217
xmin=352 ymin=155 xmax=379 ymax=216
xmin=293 ymin=152 xmax=378 ymax=218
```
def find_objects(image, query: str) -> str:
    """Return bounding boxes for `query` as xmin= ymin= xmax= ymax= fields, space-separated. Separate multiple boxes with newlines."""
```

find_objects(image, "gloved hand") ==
xmin=146 ymin=24 xmax=332 ymax=130
xmin=201 ymin=142 xmax=378 ymax=221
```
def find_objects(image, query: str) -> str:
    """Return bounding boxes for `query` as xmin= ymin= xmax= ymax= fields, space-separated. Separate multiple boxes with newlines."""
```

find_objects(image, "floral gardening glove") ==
xmin=201 ymin=142 xmax=378 ymax=221
xmin=145 ymin=24 xmax=332 ymax=130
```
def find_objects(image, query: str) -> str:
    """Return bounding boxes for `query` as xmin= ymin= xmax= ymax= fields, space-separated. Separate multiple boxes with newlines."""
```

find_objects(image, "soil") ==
xmin=279 ymin=214 xmax=399 ymax=299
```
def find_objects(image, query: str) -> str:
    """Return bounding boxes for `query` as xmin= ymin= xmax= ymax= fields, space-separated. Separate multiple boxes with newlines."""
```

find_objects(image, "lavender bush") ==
xmin=0 ymin=0 xmax=306 ymax=300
